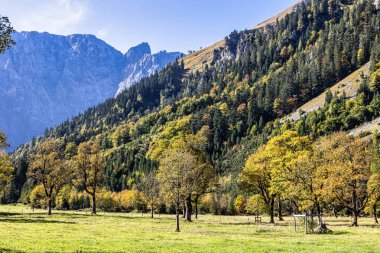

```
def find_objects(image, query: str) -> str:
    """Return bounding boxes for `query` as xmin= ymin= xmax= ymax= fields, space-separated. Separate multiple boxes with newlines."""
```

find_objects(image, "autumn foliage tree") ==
xmin=157 ymin=147 xmax=196 ymax=232
xmin=28 ymin=139 xmax=68 ymax=215
xmin=0 ymin=130 xmax=13 ymax=195
xmin=0 ymin=152 xmax=13 ymax=193
xmin=241 ymin=145 xmax=276 ymax=223
xmin=73 ymin=141 xmax=105 ymax=215
xmin=368 ymin=131 xmax=380 ymax=223
xmin=138 ymin=170 xmax=159 ymax=218
xmin=149 ymin=122 xmax=214 ymax=222
xmin=315 ymin=133 xmax=372 ymax=227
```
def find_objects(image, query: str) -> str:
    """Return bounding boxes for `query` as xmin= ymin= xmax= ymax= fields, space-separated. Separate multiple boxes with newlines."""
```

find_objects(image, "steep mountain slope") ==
xmin=284 ymin=62 xmax=371 ymax=122
xmin=117 ymin=46 xmax=182 ymax=95
xmin=183 ymin=41 xmax=224 ymax=73
xmin=182 ymin=1 xmax=300 ymax=74
xmin=0 ymin=32 xmax=181 ymax=149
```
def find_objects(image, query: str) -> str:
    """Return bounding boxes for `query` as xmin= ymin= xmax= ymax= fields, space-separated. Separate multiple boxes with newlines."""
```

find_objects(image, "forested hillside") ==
xmin=4 ymin=0 xmax=380 ymax=221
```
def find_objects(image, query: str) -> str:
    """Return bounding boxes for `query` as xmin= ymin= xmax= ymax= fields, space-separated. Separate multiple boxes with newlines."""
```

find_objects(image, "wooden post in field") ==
xmin=305 ymin=214 xmax=307 ymax=234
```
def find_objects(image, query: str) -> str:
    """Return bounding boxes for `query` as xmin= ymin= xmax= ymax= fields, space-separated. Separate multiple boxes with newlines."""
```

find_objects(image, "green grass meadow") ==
xmin=0 ymin=205 xmax=380 ymax=252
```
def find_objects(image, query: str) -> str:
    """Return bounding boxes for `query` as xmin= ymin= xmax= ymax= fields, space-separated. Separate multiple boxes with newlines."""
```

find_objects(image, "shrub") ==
xmin=29 ymin=184 xmax=46 ymax=208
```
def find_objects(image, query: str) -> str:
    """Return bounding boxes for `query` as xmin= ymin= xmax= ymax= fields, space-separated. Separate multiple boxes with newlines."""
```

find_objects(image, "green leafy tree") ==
xmin=0 ymin=16 xmax=15 ymax=53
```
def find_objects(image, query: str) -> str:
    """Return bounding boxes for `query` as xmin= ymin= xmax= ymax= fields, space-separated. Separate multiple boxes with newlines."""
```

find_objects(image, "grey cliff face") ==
xmin=0 ymin=32 xmax=181 ymax=150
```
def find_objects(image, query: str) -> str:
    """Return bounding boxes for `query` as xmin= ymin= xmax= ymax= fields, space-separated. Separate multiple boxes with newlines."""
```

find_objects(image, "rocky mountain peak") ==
xmin=125 ymin=42 xmax=151 ymax=63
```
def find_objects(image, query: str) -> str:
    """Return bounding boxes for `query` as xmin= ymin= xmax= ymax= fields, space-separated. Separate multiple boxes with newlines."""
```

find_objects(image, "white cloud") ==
xmin=16 ymin=0 xmax=89 ymax=34
xmin=96 ymin=28 xmax=108 ymax=40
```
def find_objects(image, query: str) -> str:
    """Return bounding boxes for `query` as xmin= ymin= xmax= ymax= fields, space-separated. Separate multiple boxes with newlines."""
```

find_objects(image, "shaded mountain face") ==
xmin=0 ymin=32 xmax=181 ymax=150
xmin=117 ymin=49 xmax=183 ymax=95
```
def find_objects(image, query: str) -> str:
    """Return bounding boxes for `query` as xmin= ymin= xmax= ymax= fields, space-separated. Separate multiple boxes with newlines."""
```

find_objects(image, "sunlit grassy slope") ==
xmin=183 ymin=1 xmax=301 ymax=73
xmin=183 ymin=41 xmax=224 ymax=73
xmin=0 ymin=205 xmax=379 ymax=253
xmin=284 ymin=62 xmax=371 ymax=122
xmin=254 ymin=1 xmax=302 ymax=29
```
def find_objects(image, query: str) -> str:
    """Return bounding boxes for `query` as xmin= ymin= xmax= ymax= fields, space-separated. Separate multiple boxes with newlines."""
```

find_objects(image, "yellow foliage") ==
xmin=218 ymin=103 xmax=229 ymax=116
xmin=29 ymin=185 xmax=46 ymax=208
xmin=246 ymin=195 xmax=268 ymax=215
xmin=0 ymin=151 xmax=13 ymax=188
xmin=147 ymin=115 xmax=192 ymax=161
xmin=234 ymin=195 xmax=246 ymax=214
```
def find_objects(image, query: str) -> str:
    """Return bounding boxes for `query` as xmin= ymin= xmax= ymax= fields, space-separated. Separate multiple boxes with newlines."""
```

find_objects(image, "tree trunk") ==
xmin=315 ymin=202 xmax=323 ymax=227
xmin=352 ymin=211 xmax=358 ymax=227
xmin=351 ymin=187 xmax=358 ymax=226
xmin=195 ymin=196 xmax=199 ymax=220
xmin=185 ymin=195 xmax=192 ymax=222
xmin=333 ymin=207 xmax=338 ymax=218
xmin=176 ymin=205 xmax=180 ymax=232
xmin=277 ymin=197 xmax=284 ymax=221
xmin=269 ymin=196 xmax=275 ymax=224
xmin=182 ymin=205 xmax=186 ymax=218
xmin=373 ymin=205 xmax=378 ymax=224
xmin=92 ymin=193 xmax=97 ymax=215
xmin=47 ymin=197 xmax=52 ymax=216
xmin=151 ymin=203 xmax=154 ymax=219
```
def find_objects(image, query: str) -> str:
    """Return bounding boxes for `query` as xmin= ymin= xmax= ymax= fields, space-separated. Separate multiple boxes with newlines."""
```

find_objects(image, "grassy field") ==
xmin=0 ymin=205 xmax=380 ymax=253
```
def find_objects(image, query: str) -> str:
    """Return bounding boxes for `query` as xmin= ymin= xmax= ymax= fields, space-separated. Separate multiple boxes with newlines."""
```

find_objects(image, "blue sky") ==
xmin=1 ymin=0 xmax=299 ymax=53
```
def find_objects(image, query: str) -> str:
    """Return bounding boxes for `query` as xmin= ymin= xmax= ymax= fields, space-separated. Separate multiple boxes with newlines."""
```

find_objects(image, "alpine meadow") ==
xmin=1 ymin=0 xmax=380 ymax=252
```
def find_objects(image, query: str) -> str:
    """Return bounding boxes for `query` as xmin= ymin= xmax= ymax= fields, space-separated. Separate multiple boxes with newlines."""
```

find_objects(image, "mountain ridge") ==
xmin=0 ymin=31 xmax=181 ymax=150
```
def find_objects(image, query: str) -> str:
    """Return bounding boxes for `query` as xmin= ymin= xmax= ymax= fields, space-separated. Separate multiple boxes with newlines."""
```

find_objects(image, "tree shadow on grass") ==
xmin=0 ymin=212 xmax=23 ymax=217
xmin=0 ymin=248 xmax=24 ymax=253
xmin=331 ymin=231 xmax=350 ymax=235
xmin=0 ymin=218 xmax=75 ymax=224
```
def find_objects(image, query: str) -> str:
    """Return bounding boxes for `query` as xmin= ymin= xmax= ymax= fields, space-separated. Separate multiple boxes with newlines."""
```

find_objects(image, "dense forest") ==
xmin=1 ymin=0 xmax=380 ymax=230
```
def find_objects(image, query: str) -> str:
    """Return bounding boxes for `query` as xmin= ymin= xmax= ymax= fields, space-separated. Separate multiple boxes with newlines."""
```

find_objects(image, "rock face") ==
xmin=0 ymin=31 xmax=181 ymax=150
xmin=116 ymin=44 xmax=182 ymax=95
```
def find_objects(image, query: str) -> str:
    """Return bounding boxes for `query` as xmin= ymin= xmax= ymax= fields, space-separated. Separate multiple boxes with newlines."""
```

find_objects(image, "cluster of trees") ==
xmin=26 ymin=139 xmax=105 ymax=215
xmin=241 ymin=130 xmax=380 ymax=228
xmin=5 ymin=127 xmax=215 ymax=231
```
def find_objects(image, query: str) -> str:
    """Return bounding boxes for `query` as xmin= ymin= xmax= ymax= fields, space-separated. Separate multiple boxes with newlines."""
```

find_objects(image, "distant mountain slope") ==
xmin=116 ymin=46 xmax=183 ymax=95
xmin=0 ymin=32 xmax=181 ymax=149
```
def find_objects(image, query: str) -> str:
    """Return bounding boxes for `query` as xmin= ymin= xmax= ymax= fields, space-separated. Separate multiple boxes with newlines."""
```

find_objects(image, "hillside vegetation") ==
xmin=1 ymin=0 xmax=380 ymax=234
xmin=183 ymin=0 xmax=301 ymax=74
xmin=285 ymin=62 xmax=371 ymax=122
